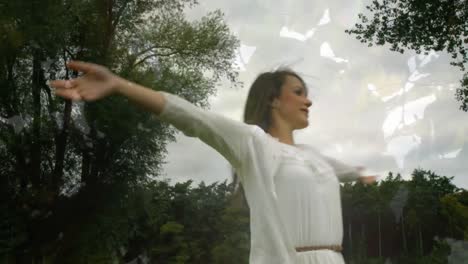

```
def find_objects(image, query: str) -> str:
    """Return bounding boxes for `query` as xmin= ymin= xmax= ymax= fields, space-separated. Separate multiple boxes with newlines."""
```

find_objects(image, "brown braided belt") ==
xmin=295 ymin=245 xmax=343 ymax=253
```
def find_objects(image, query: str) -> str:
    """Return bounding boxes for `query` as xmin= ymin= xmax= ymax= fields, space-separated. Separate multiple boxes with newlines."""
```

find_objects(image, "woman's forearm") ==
xmin=115 ymin=76 xmax=166 ymax=115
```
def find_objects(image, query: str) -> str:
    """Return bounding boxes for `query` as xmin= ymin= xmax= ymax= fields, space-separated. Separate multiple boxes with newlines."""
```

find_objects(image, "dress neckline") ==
xmin=266 ymin=134 xmax=304 ymax=150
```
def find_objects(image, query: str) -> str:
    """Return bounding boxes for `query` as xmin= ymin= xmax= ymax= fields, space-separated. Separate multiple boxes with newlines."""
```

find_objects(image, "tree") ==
xmin=440 ymin=193 xmax=468 ymax=239
xmin=345 ymin=0 xmax=468 ymax=111
xmin=0 ymin=0 xmax=240 ymax=262
xmin=341 ymin=169 xmax=465 ymax=263
xmin=403 ymin=169 xmax=458 ymax=256
xmin=211 ymin=186 xmax=250 ymax=264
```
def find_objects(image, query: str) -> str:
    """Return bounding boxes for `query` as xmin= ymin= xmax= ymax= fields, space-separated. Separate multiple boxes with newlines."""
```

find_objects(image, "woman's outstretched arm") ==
xmin=50 ymin=61 xmax=167 ymax=114
xmin=50 ymin=61 xmax=255 ymax=170
xmin=323 ymin=155 xmax=377 ymax=184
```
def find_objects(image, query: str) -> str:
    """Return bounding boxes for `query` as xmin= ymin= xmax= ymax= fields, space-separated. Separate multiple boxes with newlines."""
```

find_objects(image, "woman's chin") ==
xmin=296 ymin=121 xmax=309 ymax=130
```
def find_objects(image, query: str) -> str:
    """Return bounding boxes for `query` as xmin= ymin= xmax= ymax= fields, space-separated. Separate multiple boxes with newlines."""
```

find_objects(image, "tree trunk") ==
xmin=52 ymin=101 xmax=71 ymax=193
xmin=361 ymin=222 xmax=366 ymax=258
xmin=52 ymin=62 xmax=72 ymax=197
xmin=15 ymin=147 xmax=28 ymax=193
xmin=31 ymin=51 xmax=43 ymax=187
xmin=349 ymin=222 xmax=353 ymax=255
xmin=378 ymin=212 xmax=382 ymax=257
xmin=401 ymin=215 xmax=407 ymax=254
xmin=81 ymin=150 xmax=91 ymax=184
xmin=418 ymin=225 xmax=423 ymax=256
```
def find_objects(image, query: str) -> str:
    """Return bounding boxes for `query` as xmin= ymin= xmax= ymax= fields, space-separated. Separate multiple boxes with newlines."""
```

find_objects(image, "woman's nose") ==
xmin=305 ymin=99 xmax=312 ymax=108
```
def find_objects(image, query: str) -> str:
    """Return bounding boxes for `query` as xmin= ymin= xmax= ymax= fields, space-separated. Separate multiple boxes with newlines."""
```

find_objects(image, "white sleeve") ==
xmin=158 ymin=92 xmax=254 ymax=170
xmin=322 ymin=155 xmax=361 ymax=182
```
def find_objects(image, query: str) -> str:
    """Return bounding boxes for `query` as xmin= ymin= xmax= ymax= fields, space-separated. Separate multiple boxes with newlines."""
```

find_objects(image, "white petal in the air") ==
xmin=439 ymin=148 xmax=462 ymax=159
xmin=382 ymin=94 xmax=437 ymax=138
xmin=419 ymin=50 xmax=440 ymax=68
xmin=402 ymin=94 xmax=436 ymax=125
xmin=408 ymin=56 xmax=417 ymax=73
xmin=381 ymin=82 xmax=416 ymax=102
xmin=384 ymin=135 xmax=422 ymax=168
xmin=408 ymin=70 xmax=430 ymax=82
xmin=368 ymin=83 xmax=380 ymax=97
xmin=240 ymin=44 xmax=256 ymax=63
xmin=320 ymin=42 xmax=349 ymax=63
xmin=334 ymin=143 xmax=343 ymax=153
xmin=233 ymin=43 xmax=256 ymax=71
xmin=382 ymin=88 xmax=404 ymax=102
xmin=430 ymin=119 xmax=435 ymax=142
xmin=404 ymin=82 xmax=415 ymax=92
xmin=280 ymin=26 xmax=316 ymax=42
xmin=318 ymin=9 xmax=331 ymax=26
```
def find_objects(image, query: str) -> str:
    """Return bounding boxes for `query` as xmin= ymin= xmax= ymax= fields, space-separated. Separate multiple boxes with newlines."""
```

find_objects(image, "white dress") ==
xmin=274 ymin=142 xmax=346 ymax=264
xmin=158 ymin=92 xmax=360 ymax=263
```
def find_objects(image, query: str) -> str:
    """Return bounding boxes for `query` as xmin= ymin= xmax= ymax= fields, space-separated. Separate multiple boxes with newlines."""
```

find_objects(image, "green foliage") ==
xmin=342 ymin=169 xmax=467 ymax=263
xmin=0 ymin=0 xmax=239 ymax=262
xmin=211 ymin=205 xmax=250 ymax=264
xmin=346 ymin=0 xmax=468 ymax=111
xmin=440 ymin=194 xmax=468 ymax=239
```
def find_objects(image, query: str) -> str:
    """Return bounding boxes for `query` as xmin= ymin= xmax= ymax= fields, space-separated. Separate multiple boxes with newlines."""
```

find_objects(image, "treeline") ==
xmin=2 ymin=169 xmax=467 ymax=263
xmin=341 ymin=169 xmax=468 ymax=264
xmin=1 ymin=178 xmax=250 ymax=263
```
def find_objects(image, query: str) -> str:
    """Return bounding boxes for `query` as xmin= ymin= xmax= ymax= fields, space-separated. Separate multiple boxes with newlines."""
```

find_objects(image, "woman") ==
xmin=50 ymin=61 xmax=376 ymax=264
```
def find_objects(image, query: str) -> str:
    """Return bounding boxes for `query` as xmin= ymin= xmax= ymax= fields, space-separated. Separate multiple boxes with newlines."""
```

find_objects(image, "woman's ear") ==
xmin=271 ymin=99 xmax=280 ymax=108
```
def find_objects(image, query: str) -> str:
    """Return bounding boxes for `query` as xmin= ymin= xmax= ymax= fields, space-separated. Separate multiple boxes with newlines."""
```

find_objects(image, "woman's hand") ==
xmin=49 ymin=61 xmax=120 ymax=101
xmin=359 ymin=175 xmax=377 ymax=185
xmin=356 ymin=166 xmax=377 ymax=185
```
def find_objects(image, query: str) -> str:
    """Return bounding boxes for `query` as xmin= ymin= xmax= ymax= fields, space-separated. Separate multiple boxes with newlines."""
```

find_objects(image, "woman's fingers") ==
xmin=66 ymin=60 xmax=96 ymax=73
xmin=359 ymin=175 xmax=377 ymax=184
xmin=54 ymin=88 xmax=82 ymax=101
xmin=49 ymin=79 xmax=78 ymax=89
xmin=49 ymin=61 xmax=112 ymax=102
xmin=50 ymin=78 xmax=82 ymax=101
xmin=49 ymin=80 xmax=69 ymax=89
xmin=366 ymin=175 xmax=377 ymax=183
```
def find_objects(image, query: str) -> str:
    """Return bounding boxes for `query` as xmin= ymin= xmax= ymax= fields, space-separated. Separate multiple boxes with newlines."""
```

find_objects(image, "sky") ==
xmin=160 ymin=0 xmax=468 ymax=189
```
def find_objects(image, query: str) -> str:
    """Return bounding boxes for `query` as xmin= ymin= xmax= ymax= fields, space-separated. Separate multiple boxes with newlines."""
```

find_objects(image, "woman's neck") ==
xmin=267 ymin=124 xmax=295 ymax=145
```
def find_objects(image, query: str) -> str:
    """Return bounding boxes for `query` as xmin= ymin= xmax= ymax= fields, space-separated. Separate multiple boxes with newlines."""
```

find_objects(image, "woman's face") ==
xmin=272 ymin=75 xmax=312 ymax=130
